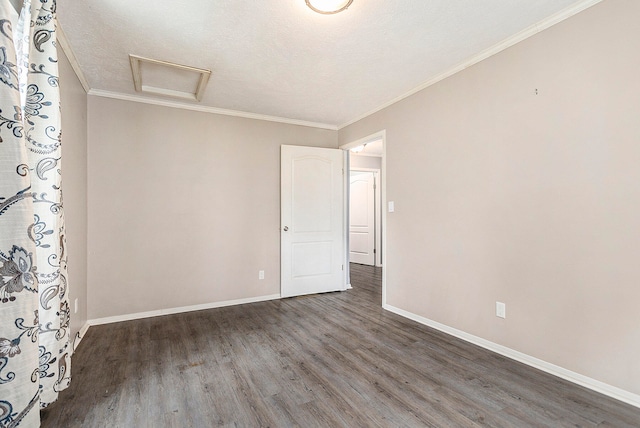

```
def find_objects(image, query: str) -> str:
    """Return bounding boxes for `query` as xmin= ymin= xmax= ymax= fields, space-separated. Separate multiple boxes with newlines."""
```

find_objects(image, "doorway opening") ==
xmin=349 ymin=169 xmax=380 ymax=266
xmin=340 ymin=130 xmax=387 ymax=307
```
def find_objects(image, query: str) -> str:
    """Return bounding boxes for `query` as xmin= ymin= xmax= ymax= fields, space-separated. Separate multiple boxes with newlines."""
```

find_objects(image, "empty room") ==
xmin=1 ymin=0 xmax=639 ymax=426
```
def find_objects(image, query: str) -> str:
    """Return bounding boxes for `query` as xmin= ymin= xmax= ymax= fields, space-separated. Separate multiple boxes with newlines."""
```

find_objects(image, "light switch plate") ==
xmin=496 ymin=301 xmax=506 ymax=318
xmin=388 ymin=201 xmax=395 ymax=212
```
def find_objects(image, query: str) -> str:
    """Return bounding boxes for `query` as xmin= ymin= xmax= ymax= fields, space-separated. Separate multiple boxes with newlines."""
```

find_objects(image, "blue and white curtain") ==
xmin=0 ymin=0 xmax=70 ymax=426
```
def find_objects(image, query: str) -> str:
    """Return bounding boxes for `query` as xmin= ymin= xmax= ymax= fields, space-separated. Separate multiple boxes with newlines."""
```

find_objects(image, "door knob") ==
xmin=283 ymin=226 xmax=289 ymax=231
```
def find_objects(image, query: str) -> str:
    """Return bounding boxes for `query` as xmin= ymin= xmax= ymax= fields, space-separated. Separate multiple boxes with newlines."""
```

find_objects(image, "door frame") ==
xmin=340 ymin=130 xmax=387 ymax=307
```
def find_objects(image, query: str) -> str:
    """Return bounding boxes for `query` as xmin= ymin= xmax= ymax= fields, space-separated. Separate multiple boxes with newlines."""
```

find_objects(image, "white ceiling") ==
xmin=58 ymin=0 xmax=592 ymax=128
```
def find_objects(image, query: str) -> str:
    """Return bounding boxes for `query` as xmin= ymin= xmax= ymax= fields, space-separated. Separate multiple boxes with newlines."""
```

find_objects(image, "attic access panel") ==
xmin=129 ymin=54 xmax=211 ymax=102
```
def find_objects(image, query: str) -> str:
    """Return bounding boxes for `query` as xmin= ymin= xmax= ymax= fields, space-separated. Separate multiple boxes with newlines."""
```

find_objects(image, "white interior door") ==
xmin=349 ymin=171 xmax=375 ymax=265
xmin=281 ymin=145 xmax=345 ymax=298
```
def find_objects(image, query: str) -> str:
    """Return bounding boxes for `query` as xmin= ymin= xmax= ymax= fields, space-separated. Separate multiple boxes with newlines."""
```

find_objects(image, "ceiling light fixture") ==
xmin=350 ymin=143 xmax=366 ymax=153
xmin=305 ymin=0 xmax=353 ymax=14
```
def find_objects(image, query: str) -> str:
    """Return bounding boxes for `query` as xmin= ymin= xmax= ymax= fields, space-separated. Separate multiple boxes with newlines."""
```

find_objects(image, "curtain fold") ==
xmin=0 ymin=0 xmax=69 ymax=425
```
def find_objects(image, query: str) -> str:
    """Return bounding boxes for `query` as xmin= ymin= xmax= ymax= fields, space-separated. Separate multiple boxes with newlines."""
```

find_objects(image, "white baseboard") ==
xmin=383 ymin=304 xmax=640 ymax=409
xmin=72 ymin=321 xmax=90 ymax=353
xmin=88 ymin=294 xmax=281 ymax=326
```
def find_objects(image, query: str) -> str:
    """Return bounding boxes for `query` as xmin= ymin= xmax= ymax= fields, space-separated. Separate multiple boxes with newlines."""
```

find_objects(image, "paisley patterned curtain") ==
xmin=0 ymin=0 xmax=70 ymax=426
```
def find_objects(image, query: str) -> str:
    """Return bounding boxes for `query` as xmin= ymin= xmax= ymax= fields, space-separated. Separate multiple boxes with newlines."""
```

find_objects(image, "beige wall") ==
xmin=350 ymin=154 xmax=381 ymax=170
xmin=87 ymin=97 xmax=337 ymax=319
xmin=58 ymin=47 xmax=88 ymax=339
xmin=340 ymin=0 xmax=640 ymax=396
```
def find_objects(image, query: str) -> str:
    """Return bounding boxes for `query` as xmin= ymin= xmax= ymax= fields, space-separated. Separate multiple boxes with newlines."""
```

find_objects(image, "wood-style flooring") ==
xmin=41 ymin=264 xmax=640 ymax=427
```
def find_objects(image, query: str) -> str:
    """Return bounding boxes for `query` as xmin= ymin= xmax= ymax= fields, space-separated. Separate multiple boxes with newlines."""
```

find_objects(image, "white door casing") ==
xmin=281 ymin=145 xmax=345 ymax=298
xmin=349 ymin=171 xmax=375 ymax=266
xmin=340 ymin=129 xmax=386 ymax=305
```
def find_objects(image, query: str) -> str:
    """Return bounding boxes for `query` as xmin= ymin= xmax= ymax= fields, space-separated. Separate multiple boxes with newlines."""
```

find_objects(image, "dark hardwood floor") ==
xmin=41 ymin=264 xmax=640 ymax=427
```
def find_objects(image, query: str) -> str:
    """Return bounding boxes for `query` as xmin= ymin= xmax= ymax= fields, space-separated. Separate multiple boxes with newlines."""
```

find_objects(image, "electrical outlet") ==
xmin=74 ymin=298 xmax=78 ymax=314
xmin=259 ymin=270 xmax=265 ymax=280
xmin=496 ymin=301 xmax=506 ymax=319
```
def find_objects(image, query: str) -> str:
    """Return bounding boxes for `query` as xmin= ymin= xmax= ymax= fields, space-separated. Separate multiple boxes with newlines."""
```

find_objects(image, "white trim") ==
xmin=129 ymin=54 xmax=212 ymax=102
xmin=341 ymin=132 xmax=386 ymax=151
xmin=343 ymin=151 xmax=351 ymax=290
xmin=88 ymin=294 xmax=281 ymax=326
xmin=56 ymin=25 xmax=90 ymax=93
xmin=338 ymin=0 xmax=604 ymax=130
xmin=87 ymin=89 xmax=338 ymax=131
xmin=140 ymin=85 xmax=201 ymax=102
xmin=72 ymin=321 xmax=90 ymax=353
xmin=380 ymin=133 xmax=386 ymax=304
xmin=383 ymin=304 xmax=640 ymax=409
xmin=55 ymin=0 xmax=603 ymax=132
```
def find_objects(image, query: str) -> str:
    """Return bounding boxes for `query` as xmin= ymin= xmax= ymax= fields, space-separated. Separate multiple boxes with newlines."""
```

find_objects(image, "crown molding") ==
xmin=56 ymin=23 xmax=336 ymax=130
xmin=338 ymin=0 xmax=604 ymax=130
xmin=59 ymin=0 xmax=603 ymax=132
xmin=87 ymin=89 xmax=338 ymax=130
xmin=56 ymin=25 xmax=91 ymax=93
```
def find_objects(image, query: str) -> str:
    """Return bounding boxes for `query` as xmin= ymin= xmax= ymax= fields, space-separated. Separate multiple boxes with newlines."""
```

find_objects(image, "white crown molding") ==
xmin=88 ymin=294 xmax=281 ymax=326
xmin=383 ymin=303 xmax=640 ymax=409
xmin=57 ymin=25 xmax=334 ymax=130
xmin=338 ymin=0 xmax=604 ymax=130
xmin=59 ymin=1 xmax=603 ymax=134
xmin=56 ymin=25 xmax=90 ymax=93
xmin=88 ymin=89 xmax=338 ymax=131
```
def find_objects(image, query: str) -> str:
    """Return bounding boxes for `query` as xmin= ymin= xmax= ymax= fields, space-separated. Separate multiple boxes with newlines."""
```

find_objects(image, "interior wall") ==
xmin=339 ymin=0 xmax=640 ymax=396
xmin=9 ymin=0 xmax=22 ymax=13
xmin=87 ymin=97 xmax=338 ymax=320
xmin=350 ymin=154 xmax=381 ymax=170
xmin=58 ymin=45 xmax=88 ymax=339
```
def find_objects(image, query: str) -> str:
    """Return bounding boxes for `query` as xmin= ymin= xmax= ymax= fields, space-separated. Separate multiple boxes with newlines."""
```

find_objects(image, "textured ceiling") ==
xmin=58 ymin=0 xmax=590 ymax=127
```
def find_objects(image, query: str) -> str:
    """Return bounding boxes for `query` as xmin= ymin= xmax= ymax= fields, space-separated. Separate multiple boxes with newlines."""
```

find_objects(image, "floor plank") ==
xmin=41 ymin=263 xmax=640 ymax=427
